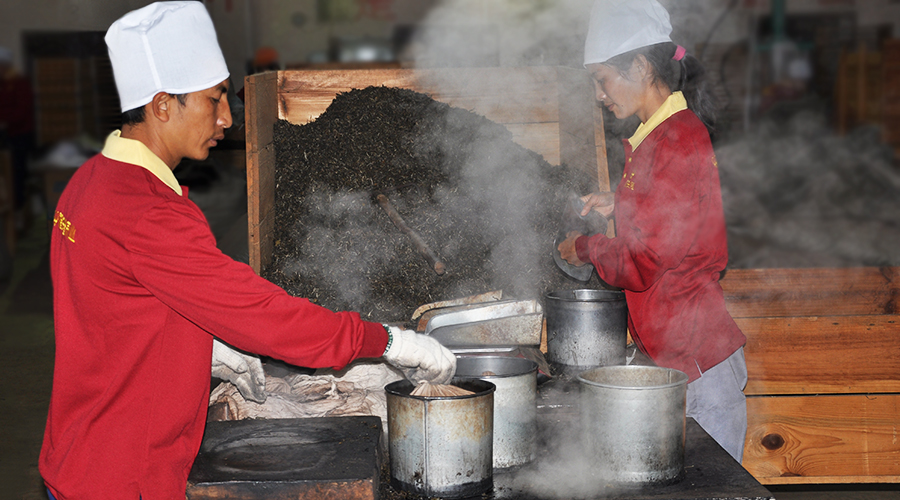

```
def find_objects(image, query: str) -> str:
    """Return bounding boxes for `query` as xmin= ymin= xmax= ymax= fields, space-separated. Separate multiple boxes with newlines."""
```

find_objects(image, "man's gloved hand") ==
xmin=382 ymin=326 xmax=456 ymax=385
xmin=211 ymin=339 xmax=267 ymax=404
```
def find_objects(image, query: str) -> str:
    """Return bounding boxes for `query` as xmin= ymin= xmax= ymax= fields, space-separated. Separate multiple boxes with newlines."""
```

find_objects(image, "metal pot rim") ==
xmin=384 ymin=379 xmax=495 ymax=399
xmin=576 ymin=365 xmax=688 ymax=390
xmin=545 ymin=289 xmax=625 ymax=303
xmin=454 ymin=355 xmax=538 ymax=379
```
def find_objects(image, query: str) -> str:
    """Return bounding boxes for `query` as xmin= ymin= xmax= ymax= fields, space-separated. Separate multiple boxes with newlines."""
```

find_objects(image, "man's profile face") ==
xmin=168 ymin=79 xmax=232 ymax=161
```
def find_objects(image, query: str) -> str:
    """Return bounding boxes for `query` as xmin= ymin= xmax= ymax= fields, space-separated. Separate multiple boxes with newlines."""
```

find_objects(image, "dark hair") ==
xmin=605 ymin=42 xmax=716 ymax=133
xmin=120 ymin=93 xmax=189 ymax=127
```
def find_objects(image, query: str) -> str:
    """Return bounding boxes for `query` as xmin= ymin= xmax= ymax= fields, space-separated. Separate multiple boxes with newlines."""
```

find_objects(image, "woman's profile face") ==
xmin=587 ymin=61 xmax=650 ymax=122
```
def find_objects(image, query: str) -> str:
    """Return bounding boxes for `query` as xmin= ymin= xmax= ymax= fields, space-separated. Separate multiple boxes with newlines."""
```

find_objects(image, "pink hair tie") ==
xmin=673 ymin=45 xmax=686 ymax=61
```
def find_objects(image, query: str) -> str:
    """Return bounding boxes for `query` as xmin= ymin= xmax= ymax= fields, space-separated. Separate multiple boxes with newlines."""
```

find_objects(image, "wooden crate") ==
xmin=242 ymin=68 xmax=900 ymax=487
xmin=244 ymin=67 xmax=607 ymax=275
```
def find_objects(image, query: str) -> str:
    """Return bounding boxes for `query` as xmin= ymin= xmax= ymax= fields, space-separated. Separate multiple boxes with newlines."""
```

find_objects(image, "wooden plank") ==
xmin=244 ymin=71 xmax=278 ymax=275
xmin=503 ymin=122 xmax=560 ymax=166
xmin=277 ymin=67 xmax=561 ymax=126
xmin=279 ymin=91 xmax=558 ymax=127
xmin=720 ymin=267 xmax=900 ymax=318
xmin=743 ymin=394 xmax=900 ymax=484
xmin=740 ymin=314 xmax=900 ymax=395
xmin=556 ymin=66 xmax=598 ymax=179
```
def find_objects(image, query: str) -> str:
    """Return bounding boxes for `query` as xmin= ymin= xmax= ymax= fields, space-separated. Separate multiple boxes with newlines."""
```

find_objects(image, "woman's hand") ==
xmin=580 ymin=191 xmax=615 ymax=218
xmin=558 ymin=231 xmax=587 ymax=266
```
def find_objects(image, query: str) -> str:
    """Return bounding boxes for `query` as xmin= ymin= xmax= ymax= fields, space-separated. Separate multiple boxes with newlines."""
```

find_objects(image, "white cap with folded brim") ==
xmin=584 ymin=0 xmax=673 ymax=67
xmin=105 ymin=1 xmax=230 ymax=112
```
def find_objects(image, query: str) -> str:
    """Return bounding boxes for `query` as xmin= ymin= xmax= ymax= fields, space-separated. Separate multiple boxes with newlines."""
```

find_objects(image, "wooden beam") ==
xmin=244 ymin=71 xmax=278 ymax=275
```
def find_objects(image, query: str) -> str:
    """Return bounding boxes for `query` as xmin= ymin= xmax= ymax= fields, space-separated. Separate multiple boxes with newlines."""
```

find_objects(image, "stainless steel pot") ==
xmin=385 ymin=379 xmax=494 ymax=498
xmin=454 ymin=356 xmax=538 ymax=469
xmin=577 ymin=366 xmax=688 ymax=486
xmin=545 ymin=289 xmax=627 ymax=369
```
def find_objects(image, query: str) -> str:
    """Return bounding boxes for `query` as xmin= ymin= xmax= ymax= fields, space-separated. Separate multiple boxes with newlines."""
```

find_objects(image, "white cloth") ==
xmin=105 ymin=1 xmax=230 ymax=112
xmin=583 ymin=0 xmax=672 ymax=66
xmin=209 ymin=360 xmax=406 ymax=441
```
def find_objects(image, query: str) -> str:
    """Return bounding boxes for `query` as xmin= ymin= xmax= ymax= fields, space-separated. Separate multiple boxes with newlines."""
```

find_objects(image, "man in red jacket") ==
xmin=39 ymin=3 xmax=455 ymax=499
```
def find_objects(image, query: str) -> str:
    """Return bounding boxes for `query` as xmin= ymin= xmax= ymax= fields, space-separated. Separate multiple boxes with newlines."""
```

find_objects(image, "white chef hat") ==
xmin=105 ymin=1 xmax=230 ymax=112
xmin=583 ymin=0 xmax=673 ymax=67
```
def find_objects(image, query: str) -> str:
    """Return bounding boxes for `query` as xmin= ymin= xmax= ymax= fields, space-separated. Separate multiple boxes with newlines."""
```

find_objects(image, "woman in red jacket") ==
xmin=558 ymin=0 xmax=748 ymax=462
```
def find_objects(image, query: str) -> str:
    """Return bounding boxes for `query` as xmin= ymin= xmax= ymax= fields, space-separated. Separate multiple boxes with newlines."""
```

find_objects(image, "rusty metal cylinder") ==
xmin=577 ymin=366 xmax=688 ymax=486
xmin=454 ymin=356 xmax=538 ymax=469
xmin=385 ymin=379 xmax=495 ymax=498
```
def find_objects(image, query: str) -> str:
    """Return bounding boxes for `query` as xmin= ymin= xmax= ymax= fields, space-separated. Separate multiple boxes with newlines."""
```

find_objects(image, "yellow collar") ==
xmin=101 ymin=131 xmax=182 ymax=196
xmin=628 ymin=91 xmax=688 ymax=150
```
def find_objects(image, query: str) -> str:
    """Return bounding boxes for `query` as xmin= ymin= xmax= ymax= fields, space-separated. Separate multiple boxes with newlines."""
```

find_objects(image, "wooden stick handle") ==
xmin=376 ymin=194 xmax=446 ymax=275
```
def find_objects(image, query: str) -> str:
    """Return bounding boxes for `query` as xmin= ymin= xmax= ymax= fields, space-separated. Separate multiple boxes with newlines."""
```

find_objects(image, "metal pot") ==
xmin=385 ymin=379 xmax=494 ymax=498
xmin=545 ymin=289 xmax=627 ymax=370
xmin=454 ymin=356 xmax=538 ymax=469
xmin=577 ymin=366 xmax=688 ymax=486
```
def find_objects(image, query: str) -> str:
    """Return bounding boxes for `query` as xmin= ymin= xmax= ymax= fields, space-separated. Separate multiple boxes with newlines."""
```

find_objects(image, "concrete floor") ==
xmin=1 ymin=220 xmax=898 ymax=500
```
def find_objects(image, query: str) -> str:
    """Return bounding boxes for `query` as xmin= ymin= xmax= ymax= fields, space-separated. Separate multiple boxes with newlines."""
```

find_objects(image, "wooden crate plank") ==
xmin=245 ymin=72 xmax=278 ymax=275
xmin=277 ymin=67 xmax=561 ymax=126
xmin=743 ymin=394 xmax=900 ymax=484
xmin=721 ymin=267 xmax=900 ymax=318
xmin=278 ymin=88 xmax=559 ymax=127
xmin=556 ymin=66 xmax=599 ymax=180
xmin=740 ymin=314 xmax=900 ymax=395
xmin=503 ymin=122 xmax=560 ymax=166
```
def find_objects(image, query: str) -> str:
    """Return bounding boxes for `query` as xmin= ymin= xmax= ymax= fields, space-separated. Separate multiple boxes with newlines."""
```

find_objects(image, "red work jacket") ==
xmin=576 ymin=109 xmax=745 ymax=381
xmin=40 ymin=137 xmax=387 ymax=500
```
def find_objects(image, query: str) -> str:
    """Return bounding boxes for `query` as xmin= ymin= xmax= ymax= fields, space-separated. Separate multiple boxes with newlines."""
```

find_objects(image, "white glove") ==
xmin=211 ymin=339 xmax=267 ymax=404
xmin=382 ymin=326 xmax=456 ymax=385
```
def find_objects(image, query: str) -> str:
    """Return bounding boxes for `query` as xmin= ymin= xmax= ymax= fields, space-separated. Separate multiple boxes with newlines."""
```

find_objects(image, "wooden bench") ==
xmin=721 ymin=267 xmax=900 ymax=484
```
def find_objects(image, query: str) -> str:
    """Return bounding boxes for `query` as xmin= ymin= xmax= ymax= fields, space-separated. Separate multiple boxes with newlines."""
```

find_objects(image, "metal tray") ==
xmin=424 ymin=299 xmax=543 ymax=347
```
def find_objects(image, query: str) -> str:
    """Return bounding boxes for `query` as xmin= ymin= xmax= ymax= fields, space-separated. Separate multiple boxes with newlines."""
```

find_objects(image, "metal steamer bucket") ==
xmin=577 ymin=366 xmax=688 ymax=486
xmin=454 ymin=356 xmax=538 ymax=469
xmin=385 ymin=379 xmax=495 ymax=498
xmin=545 ymin=289 xmax=627 ymax=370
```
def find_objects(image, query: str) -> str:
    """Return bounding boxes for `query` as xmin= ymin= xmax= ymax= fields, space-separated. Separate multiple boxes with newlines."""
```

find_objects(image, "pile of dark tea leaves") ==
xmin=267 ymin=86 xmax=600 ymax=324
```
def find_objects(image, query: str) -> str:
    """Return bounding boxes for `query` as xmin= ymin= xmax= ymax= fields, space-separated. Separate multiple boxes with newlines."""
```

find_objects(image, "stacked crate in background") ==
xmin=835 ymin=42 xmax=882 ymax=135
xmin=32 ymin=58 xmax=80 ymax=145
xmin=25 ymin=31 xmax=121 ymax=147
xmin=883 ymin=39 xmax=900 ymax=158
xmin=0 ymin=151 xmax=14 ymax=256
xmin=835 ymin=37 xmax=900 ymax=158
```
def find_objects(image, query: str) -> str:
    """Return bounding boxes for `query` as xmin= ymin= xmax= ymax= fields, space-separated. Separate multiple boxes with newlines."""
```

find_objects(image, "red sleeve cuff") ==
xmin=359 ymin=321 xmax=390 ymax=358
xmin=575 ymin=235 xmax=592 ymax=264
